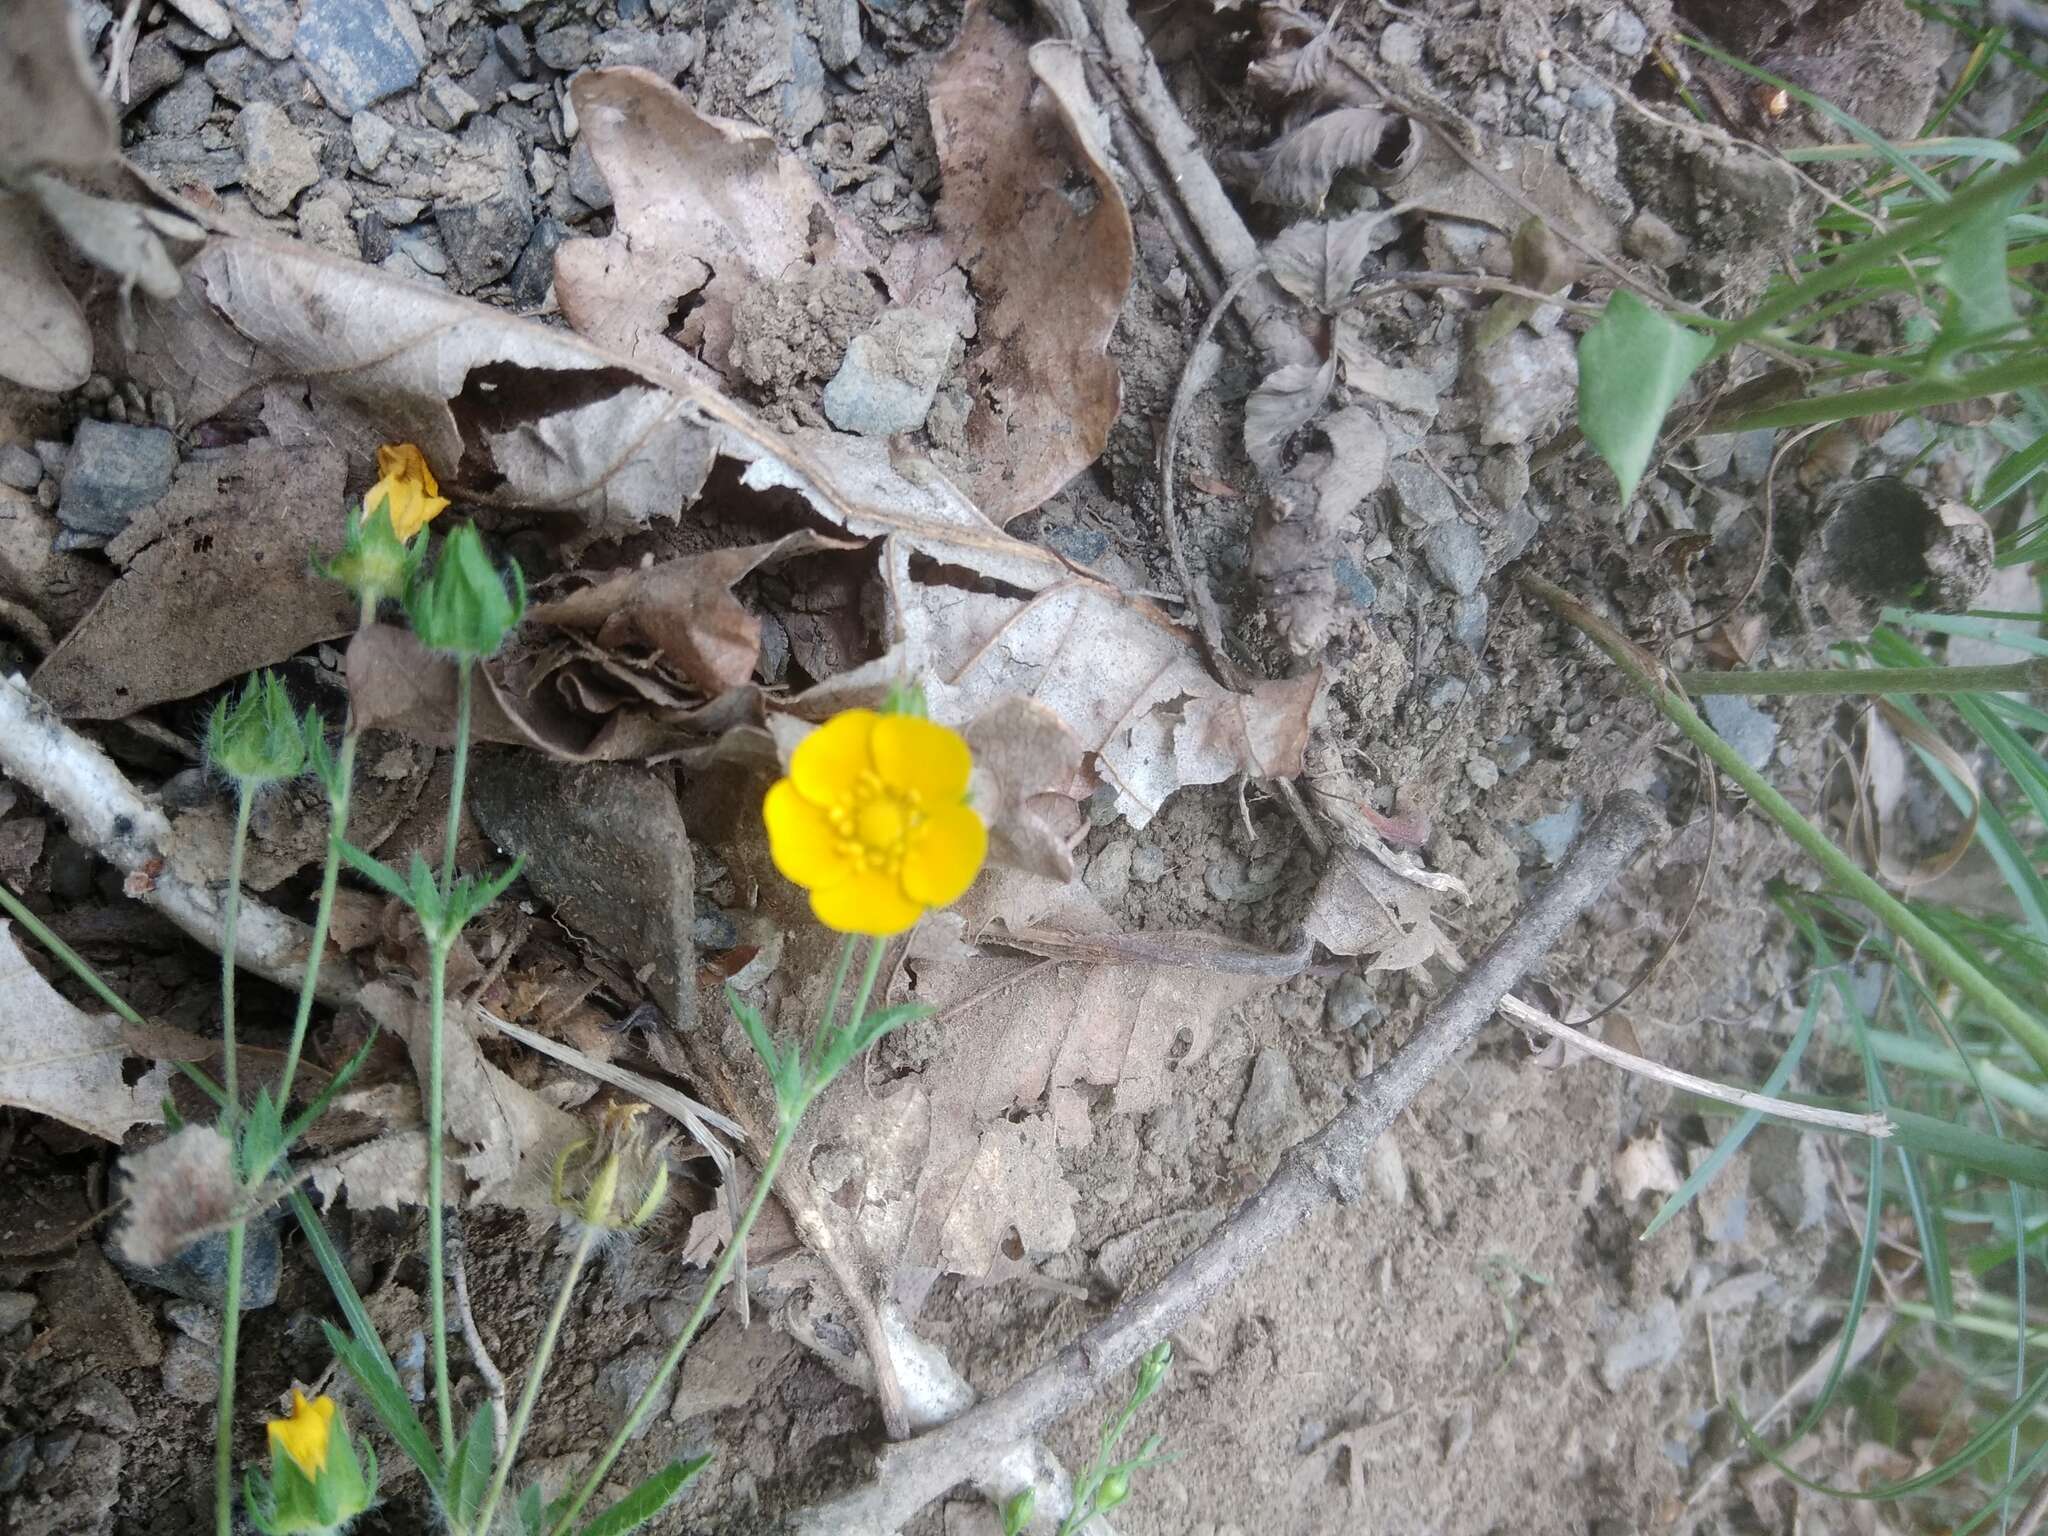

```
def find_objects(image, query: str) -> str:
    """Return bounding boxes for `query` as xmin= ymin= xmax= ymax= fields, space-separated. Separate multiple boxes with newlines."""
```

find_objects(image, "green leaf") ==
xmin=337 ymin=841 xmax=412 ymax=904
xmin=322 ymin=1324 xmax=444 ymax=1492
xmin=442 ymin=1408 xmax=496 ymax=1527
xmin=1932 ymin=180 xmax=2023 ymax=352
xmin=446 ymin=856 xmax=526 ymax=930
xmin=1577 ymin=290 xmax=1715 ymax=506
xmin=517 ymin=1483 xmax=544 ymax=1535
xmin=572 ymin=1455 xmax=711 ymax=1536
xmin=728 ymin=988 xmax=781 ymax=1079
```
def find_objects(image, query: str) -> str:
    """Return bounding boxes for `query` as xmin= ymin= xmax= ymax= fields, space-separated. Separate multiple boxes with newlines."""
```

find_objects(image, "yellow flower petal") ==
xmin=810 ymin=867 xmax=925 ymax=936
xmin=368 ymin=442 xmax=450 ymax=540
xmin=901 ymin=803 xmax=986 ymax=907
xmin=267 ymin=1391 xmax=336 ymax=1480
xmin=763 ymin=779 xmax=855 ymax=890
xmin=790 ymin=709 xmax=878 ymax=807
xmin=871 ymin=715 xmax=972 ymax=803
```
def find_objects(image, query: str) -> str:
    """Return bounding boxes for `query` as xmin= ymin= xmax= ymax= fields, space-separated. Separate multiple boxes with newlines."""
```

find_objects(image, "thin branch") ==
xmin=784 ymin=793 xmax=1667 ymax=1536
xmin=449 ymin=1223 xmax=508 ymax=1455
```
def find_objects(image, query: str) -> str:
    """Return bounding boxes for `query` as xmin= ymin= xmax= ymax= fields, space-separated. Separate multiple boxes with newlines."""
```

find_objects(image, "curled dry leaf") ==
xmin=0 ymin=920 xmax=176 ymax=1143
xmin=29 ymin=173 xmax=197 ymax=304
xmin=110 ymin=1124 xmax=238 ymax=1268
xmin=0 ymin=0 xmax=118 ymax=176
xmin=962 ymin=697 xmax=1089 ymax=883
xmin=1244 ymin=354 xmax=1339 ymax=473
xmin=1248 ymin=109 xmax=1422 ymax=210
xmin=1266 ymin=208 xmax=1403 ymax=314
xmin=928 ymin=13 xmax=1135 ymax=521
xmin=0 ymin=195 xmax=92 ymax=391
xmin=1613 ymin=1133 xmax=1683 ymax=1203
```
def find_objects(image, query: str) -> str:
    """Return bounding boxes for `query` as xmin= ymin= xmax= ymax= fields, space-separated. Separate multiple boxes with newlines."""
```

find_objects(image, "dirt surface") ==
xmin=0 ymin=0 xmax=1985 ymax=1531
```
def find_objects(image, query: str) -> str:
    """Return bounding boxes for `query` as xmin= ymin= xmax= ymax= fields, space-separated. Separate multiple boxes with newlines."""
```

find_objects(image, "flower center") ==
xmin=824 ymin=773 xmax=926 ymax=878
xmin=857 ymin=799 xmax=907 ymax=850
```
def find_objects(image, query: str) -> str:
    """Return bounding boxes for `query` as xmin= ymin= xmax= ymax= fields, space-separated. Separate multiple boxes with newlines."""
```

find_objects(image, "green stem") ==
xmin=278 ymin=730 xmax=357 ymax=1108
xmin=440 ymin=660 xmax=473 ymax=901
xmin=472 ymin=1223 xmax=600 ymax=1536
xmin=1707 ymin=348 xmax=2048 ymax=434
xmin=1676 ymin=659 xmax=2048 ymax=696
xmin=836 ymin=937 xmax=887 ymax=1070
xmin=426 ymin=938 xmax=455 ymax=1459
xmin=221 ymin=785 xmax=254 ymax=1109
xmin=215 ymin=1219 xmax=246 ymax=1536
xmin=545 ymin=1119 xmax=802 ymax=1536
xmin=1524 ymin=573 xmax=2048 ymax=1076
xmin=810 ymin=933 xmax=858 ymax=1065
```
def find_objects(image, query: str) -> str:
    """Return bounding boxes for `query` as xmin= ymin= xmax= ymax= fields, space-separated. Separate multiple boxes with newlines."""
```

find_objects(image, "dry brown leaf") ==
xmin=1244 ymin=355 xmax=1338 ymax=473
xmin=0 ymin=196 xmax=91 ymax=391
xmin=1404 ymin=134 xmax=1619 ymax=254
xmin=530 ymin=531 xmax=859 ymax=695
xmin=1266 ymin=208 xmax=1401 ymax=313
xmin=1250 ymin=108 xmax=1420 ymax=209
xmin=1613 ymin=1133 xmax=1683 ymax=1203
xmin=0 ymin=920 xmax=175 ymax=1142
xmin=555 ymin=67 xmax=879 ymax=377
xmin=928 ymin=14 xmax=1135 ymax=521
xmin=29 ymin=174 xmax=198 ymax=304
xmin=0 ymin=0 xmax=118 ymax=176
xmin=962 ymin=697 xmax=1088 ymax=883
xmin=1303 ymin=849 xmax=1450 ymax=973
xmin=34 ymin=442 xmax=356 ymax=718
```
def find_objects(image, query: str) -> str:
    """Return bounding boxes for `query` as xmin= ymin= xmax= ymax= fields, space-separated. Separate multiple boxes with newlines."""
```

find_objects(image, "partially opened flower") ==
xmin=363 ymin=442 xmax=449 ymax=541
xmin=246 ymin=1390 xmax=375 ymax=1535
xmin=763 ymin=708 xmax=987 ymax=936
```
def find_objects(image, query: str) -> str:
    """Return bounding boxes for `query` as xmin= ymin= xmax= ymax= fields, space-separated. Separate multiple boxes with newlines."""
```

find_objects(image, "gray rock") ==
xmin=1324 ymin=972 xmax=1375 ymax=1032
xmin=0 ymin=1291 xmax=34 ymax=1330
xmin=1731 ymin=428 xmax=1777 ymax=484
xmin=535 ymin=24 xmax=591 ymax=69
xmin=1424 ymin=675 xmax=1467 ymax=710
xmin=507 ymin=216 xmax=565 ymax=310
xmin=1387 ymin=459 xmax=1454 ymax=529
xmin=1235 ymin=1047 xmax=1307 ymax=1155
xmin=1129 ymin=843 xmax=1168 ymax=884
xmin=114 ymin=1218 xmax=280 ymax=1310
xmin=1519 ymin=797 xmax=1583 ymax=865
xmin=235 ymin=101 xmax=319 ymax=215
xmin=162 ymin=1300 xmax=221 ymax=1344
xmin=1624 ymin=210 xmax=1688 ymax=269
xmin=296 ymin=180 xmax=357 ymax=257
xmin=295 ymin=0 xmax=426 ymax=115
xmin=1042 ymin=524 xmax=1107 ymax=564
xmin=566 ymin=137 xmax=612 ymax=210
xmin=1479 ymin=450 xmax=1529 ymax=510
xmin=692 ymin=909 xmax=739 ymax=951
xmin=434 ymin=117 xmax=534 ymax=291
xmin=419 ymin=72 xmax=480 ymax=130
xmin=818 ymin=0 xmax=861 ymax=70
xmin=1334 ymin=555 xmax=1376 ymax=610
xmin=64 ymin=1379 xmax=138 ymax=1435
xmin=145 ymin=72 xmax=217 ymax=138
xmin=128 ymin=137 xmax=244 ymax=190
xmin=823 ymin=308 xmax=956 ymax=437
xmin=0 ymin=444 xmax=43 ymax=491
xmin=1701 ymin=694 xmax=1777 ymax=770
xmin=1451 ymin=591 xmax=1488 ymax=649
xmin=1593 ymin=5 xmax=1648 ymax=56
xmin=1419 ymin=520 xmax=1483 ymax=596
xmin=1084 ymin=840 xmax=1133 ymax=905
xmin=228 ymin=0 xmax=296 ymax=58
xmin=160 ymin=1335 xmax=220 ymax=1404
xmin=593 ymin=26 xmax=698 ymax=78
xmin=597 ymin=1344 xmax=673 ymax=1439
xmin=203 ymin=43 xmax=302 ymax=106
xmin=1378 ymin=19 xmax=1423 ymax=67
xmin=1469 ymin=331 xmax=1577 ymax=447
xmin=349 ymin=109 xmax=395 ymax=173
xmin=119 ymin=33 xmax=187 ymax=113
xmin=1599 ymin=1297 xmax=1682 ymax=1390
xmin=1465 ymin=755 xmax=1499 ymax=790
xmin=1751 ymin=1125 xmax=1827 ymax=1231
xmin=0 ymin=1436 xmax=30 ymax=1495
xmin=494 ymin=22 xmax=533 ymax=74
xmin=58 ymin=422 xmax=175 ymax=539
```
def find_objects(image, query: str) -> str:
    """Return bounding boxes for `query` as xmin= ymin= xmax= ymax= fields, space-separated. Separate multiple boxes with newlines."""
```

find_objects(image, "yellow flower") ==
xmin=364 ymin=442 xmax=449 ymax=540
xmin=267 ymin=1391 xmax=336 ymax=1481
xmin=764 ymin=708 xmax=987 ymax=936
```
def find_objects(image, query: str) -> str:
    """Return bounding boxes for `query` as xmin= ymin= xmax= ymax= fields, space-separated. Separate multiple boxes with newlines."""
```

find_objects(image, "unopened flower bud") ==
xmin=208 ymin=672 xmax=307 ymax=787
xmin=550 ymin=1103 xmax=671 ymax=1234
xmin=404 ymin=522 xmax=525 ymax=660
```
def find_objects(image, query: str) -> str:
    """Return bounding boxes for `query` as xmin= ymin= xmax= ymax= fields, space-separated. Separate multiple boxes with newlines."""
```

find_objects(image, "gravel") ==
xmin=596 ymin=1345 xmax=674 ymax=1439
xmin=227 ymin=0 xmax=296 ymax=59
xmin=294 ymin=0 xmax=427 ymax=115
xmin=1701 ymin=694 xmax=1778 ymax=770
xmin=350 ymin=108 xmax=396 ymax=173
xmin=1387 ymin=459 xmax=1455 ymax=528
xmin=1419 ymin=519 xmax=1484 ymax=596
xmin=57 ymin=421 xmax=175 ymax=540
xmin=0 ymin=445 xmax=43 ymax=491
xmin=1469 ymin=331 xmax=1578 ymax=447
xmin=823 ymin=307 xmax=956 ymax=436
xmin=235 ymin=101 xmax=319 ymax=215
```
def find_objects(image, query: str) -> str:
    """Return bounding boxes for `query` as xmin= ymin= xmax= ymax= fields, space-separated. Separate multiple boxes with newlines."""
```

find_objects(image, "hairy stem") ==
xmin=279 ymin=733 xmax=357 ymax=1106
xmin=440 ymin=660 xmax=473 ymax=901
xmin=221 ymin=785 xmax=254 ymax=1107
xmin=1675 ymin=659 xmax=2048 ymax=696
xmin=214 ymin=1220 xmax=246 ymax=1536
xmin=472 ymin=1223 xmax=600 ymax=1536
xmin=427 ymin=939 xmax=455 ymax=1459
xmin=1707 ymin=348 xmax=2048 ymax=433
xmin=810 ymin=932 xmax=858 ymax=1065
xmin=843 ymin=937 xmax=886 ymax=1051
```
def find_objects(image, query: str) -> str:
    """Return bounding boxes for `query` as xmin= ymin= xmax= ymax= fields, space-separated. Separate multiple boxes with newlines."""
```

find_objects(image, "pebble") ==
xmin=433 ymin=117 xmax=534 ymax=291
xmin=203 ymin=43 xmax=302 ymax=106
xmin=1731 ymin=428 xmax=1777 ymax=484
xmin=1419 ymin=520 xmax=1484 ymax=596
xmin=1479 ymin=451 xmax=1530 ymax=510
xmin=823 ymin=308 xmax=956 ymax=437
xmin=145 ymin=72 xmax=217 ymax=138
xmin=1752 ymin=1125 xmax=1827 ymax=1231
xmin=1624 ymin=210 xmax=1688 ymax=269
xmin=58 ymin=421 xmax=175 ymax=540
xmin=1469 ymin=330 xmax=1577 ymax=448
xmin=0 ymin=1292 xmax=34 ymax=1330
xmin=1494 ymin=734 xmax=1533 ymax=775
xmin=1378 ymin=19 xmax=1423 ymax=67
xmin=818 ymin=0 xmax=861 ymax=69
xmin=1465 ymin=755 xmax=1499 ymax=790
xmin=1324 ymin=972 xmax=1375 ymax=1032
xmin=0 ymin=1437 xmax=30 ymax=1496
xmin=64 ymin=1379 xmax=138 ymax=1436
xmin=507 ymin=216 xmax=565 ymax=309
xmin=1570 ymin=82 xmax=1614 ymax=115
xmin=566 ymin=138 xmax=612 ymax=210
xmin=419 ymin=73 xmax=481 ymax=130
xmin=1519 ymin=797 xmax=1583 ymax=865
xmin=160 ymin=1335 xmax=222 ymax=1404
xmin=692 ymin=909 xmax=739 ymax=951
xmin=162 ymin=1300 xmax=222 ymax=1344
xmin=227 ymin=0 xmax=296 ymax=59
xmin=1450 ymin=591 xmax=1488 ymax=649
xmin=348 ymin=110 xmax=395 ymax=175
xmin=112 ymin=1217 xmax=280 ymax=1310
xmin=593 ymin=26 xmax=698 ymax=78
xmin=1083 ymin=840 xmax=1133 ymax=905
xmin=235 ymin=101 xmax=319 ymax=215
xmin=1234 ymin=1046 xmax=1306 ymax=1156
xmin=596 ymin=1345 xmax=673 ymax=1438
xmin=295 ymin=0 xmax=427 ymax=115
xmin=1370 ymin=1135 xmax=1408 ymax=1205
xmin=535 ymin=24 xmax=592 ymax=70
xmin=1334 ymin=555 xmax=1376 ymax=610
xmin=0 ymin=445 xmax=43 ymax=491
xmin=1043 ymin=524 xmax=1108 ymax=564
xmin=1701 ymin=694 xmax=1778 ymax=770
xmin=1129 ymin=844 xmax=1168 ymax=884
xmin=494 ymin=22 xmax=533 ymax=74
xmin=1599 ymin=1297 xmax=1682 ymax=1390
xmin=166 ymin=0 xmax=233 ymax=39
xmin=1387 ymin=459 xmax=1455 ymax=529
xmin=120 ymin=33 xmax=188 ymax=112
xmin=1593 ymin=6 xmax=1648 ymax=56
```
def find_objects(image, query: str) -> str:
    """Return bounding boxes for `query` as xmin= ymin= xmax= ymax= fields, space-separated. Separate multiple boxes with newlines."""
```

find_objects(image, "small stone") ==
xmin=1424 ymin=675 xmax=1467 ymax=710
xmin=692 ymin=909 xmax=739 ymax=951
xmin=227 ymin=0 xmax=297 ymax=59
xmin=1324 ymin=972 xmax=1374 ymax=1031
xmin=1369 ymin=1135 xmax=1408 ymax=1205
xmin=1469 ymin=330 xmax=1577 ymax=448
xmin=507 ymin=216 xmax=565 ymax=309
xmin=535 ymin=24 xmax=591 ymax=69
xmin=596 ymin=1344 xmax=673 ymax=1439
xmin=1701 ymin=694 xmax=1778 ymax=770
xmin=58 ymin=421 xmax=175 ymax=539
xmin=1592 ymin=5 xmax=1648 ymax=56
xmin=494 ymin=23 xmax=533 ymax=74
xmin=235 ymin=101 xmax=319 ymax=216
xmin=1478 ymin=450 xmax=1529 ymax=510
xmin=1465 ymin=755 xmax=1499 ymax=790
xmin=162 ymin=1300 xmax=221 ymax=1344
xmin=145 ymin=71 xmax=216 ymax=138
xmin=112 ymin=1216 xmax=280 ymax=1310
xmin=0 ymin=1437 xmax=30 ymax=1496
xmin=0 ymin=1292 xmax=34 ymax=1330
xmin=1235 ymin=1046 xmax=1306 ymax=1156
xmin=1451 ymin=591 xmax=1488 ymax=648
xmin=1084 ymin=840 xmax=1133 ymax=905
xmin=1624 ymin=210 xmax=1688 ymax=269
xmin=1419 ymin=520 xmax=1483 ymax=596
xmin=1519 ymin=797 xmax=1583 ymax=865
xmin=1042 ymin=525 xmax=1107 ymax=564
xmin=1495 ymin=734 xmax=1532 ymax=775
xmin=817 ymin=0 xmax=861 ymax=70
xmin=1129 ymin=844 xmax=1168 ymax=884
xmin=1750 ymin=1125 xmax=1827 ymax=1231
xmin=119 ymin=33 xmax=187 ymax=112
xmin=203 ymin=43 xmax=301 ymax=106
xmin=296 ymin=181 xmax=358 ymax=257
xmin=0 ymin=444 xmax=43 ymax=491
xmin=295 ymin=0 xmax=427 ymax=115
xmin=822 ymin=308 xmax=957 ymax=437
xmin=1731 ymin=429 xmax=1777 ymax=485
xmin=1378 ymin=19 xmax=1423 ymax=67
xmin=1334 ymin=555 xmax=1376 ymax=610
xmin=1387 ymin=459 xmax=1454 ymax=529
xmin=592 ymin=26 xmax=696 ymax=77
xmin=350 ymin=109 xmax=396 ymax=172
xmin=160 ymin=1335 xmax=221 ymax=1404
xmin=64 ymin=1379 xmax=139 ymax=1436
xmin=1599 ymin=1297 xmax=1682 ymax=1390
xmin=419 ymin=73 xmax=481 ymax=130
xmin=566 ymin=138 xmax=612 ymax=210
xmin=434 ymin=117 xmax=534 ymax=291
xmin=1570 ymin=82 xmax=1614 ymax=114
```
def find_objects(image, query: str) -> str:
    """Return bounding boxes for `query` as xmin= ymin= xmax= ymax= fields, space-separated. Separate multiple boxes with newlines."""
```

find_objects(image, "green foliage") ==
xmin=336 ymin=841 xmax=524 ymax=949
xmin=318 ymin=494 xmax=425 ymax=607
xmin=208 ymin=672 xmax=309 ymax=787
xmin=405 ymin=522 xmax=526 ymax=659
xmin=1055 ymin=1342 xmax=1173 ymax=1536
xmin=569 ymin=1456 xmax=710 ymax=1536
xmin=1576 ymin=290 xmax=1714 ymax=505
xmin=441 ymin=1411 xmax=497 ymax=1531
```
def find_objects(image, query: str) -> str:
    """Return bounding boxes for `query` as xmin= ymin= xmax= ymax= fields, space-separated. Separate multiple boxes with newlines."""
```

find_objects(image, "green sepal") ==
xmin=318 ymin=493 xmax=424 ymax=608
xmin=405 ymin=522 xmax=525 ymax=660
xmin=209 ymin=672 xmax=309 ymax=787
xmin=242 ymin=1403 xmax=377 ymax=1534
xmin=1001 ymin=1487 xmax=1036 ymax=1536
